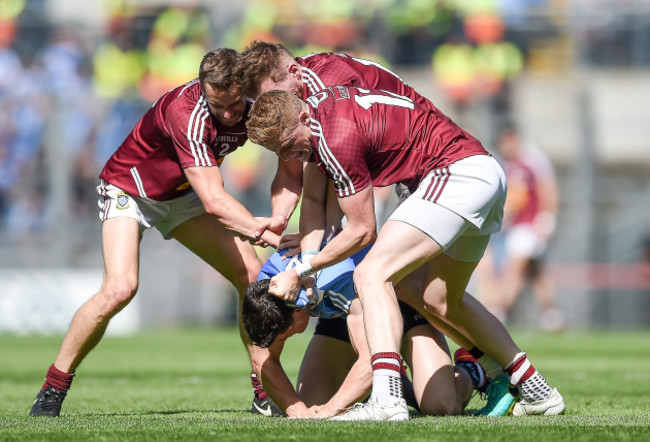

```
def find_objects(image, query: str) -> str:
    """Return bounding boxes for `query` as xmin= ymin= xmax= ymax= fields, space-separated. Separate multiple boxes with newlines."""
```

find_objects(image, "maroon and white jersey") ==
xmin=100 ymin=79 xmax=249 ymax=201
xmin=307 ymin=86 xmax=488 ymax=197
xmin=298 ymin=52 xmax=470 ymax=128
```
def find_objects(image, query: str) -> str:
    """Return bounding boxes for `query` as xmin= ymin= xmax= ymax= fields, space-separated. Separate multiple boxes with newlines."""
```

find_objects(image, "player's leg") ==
xmin=402 ymin=323 xmax=473 ymax=415
xmin=422 ymin=250 xmax=564 ymax=416
xmin=169 ymin=213 xmax=268 ymax=411
xmin=473 ymin=242 xmax=508 ymax=322
xmin=30 ymin=216 xmax=141 ymax=417
xmin=399 ymin=298 xmax=475 ymax=416
xmin=57 ymin=217 xmax=142 ymax=371
xmin=396 ymin=267 xmax=475 ymax=350
xmin=398 ymin=267 xmax=504 ymax=381
xmin=171 ymin=213 xmax=261 ymax=294
xmin=296 ymin=318 xmax=358 ymax=406
xmin=331 ymin=220 xmax=446 ymax=422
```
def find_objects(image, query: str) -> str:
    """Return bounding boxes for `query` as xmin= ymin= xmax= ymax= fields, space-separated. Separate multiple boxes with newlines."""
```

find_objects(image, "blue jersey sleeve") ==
xmin=310 ymin=245 xmax=372 ymax=318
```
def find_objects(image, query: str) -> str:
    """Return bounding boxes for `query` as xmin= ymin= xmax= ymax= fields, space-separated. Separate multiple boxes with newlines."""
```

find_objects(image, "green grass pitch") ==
xmin=2 ymin=327 xmax=650 ymax=441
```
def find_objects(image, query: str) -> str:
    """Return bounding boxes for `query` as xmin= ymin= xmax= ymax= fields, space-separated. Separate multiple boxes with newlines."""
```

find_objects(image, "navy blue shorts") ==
xmin=313 ymin=301 xmax=428 ymax=343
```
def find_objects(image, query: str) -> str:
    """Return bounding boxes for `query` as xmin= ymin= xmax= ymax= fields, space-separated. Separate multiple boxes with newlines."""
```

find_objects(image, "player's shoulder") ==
xmin=158 ymin=79 xmax=214 ymax=129
xmin=160 ymin=79 xmax=202 ymax=110
xmin=299 ymin=51 xmax=351 ymax=67
xmin=299 ymin=52 xmax=359 ymax=86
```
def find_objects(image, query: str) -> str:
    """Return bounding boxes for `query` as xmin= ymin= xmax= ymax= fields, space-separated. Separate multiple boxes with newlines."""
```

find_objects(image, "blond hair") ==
xmin=246 ymin=90 xmax=303 ymax=152
xmin=237 ymin=41 xmax=294 ymax=98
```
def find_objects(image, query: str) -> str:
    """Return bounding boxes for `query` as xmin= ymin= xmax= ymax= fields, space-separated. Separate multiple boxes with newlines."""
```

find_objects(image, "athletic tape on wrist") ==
xmin=293 ymin=260 xmax=315 ymax=278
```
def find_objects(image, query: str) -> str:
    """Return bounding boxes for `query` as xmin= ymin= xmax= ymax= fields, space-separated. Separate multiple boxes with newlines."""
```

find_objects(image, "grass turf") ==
xmin=2 ymin=328 xmax=650 ymax=441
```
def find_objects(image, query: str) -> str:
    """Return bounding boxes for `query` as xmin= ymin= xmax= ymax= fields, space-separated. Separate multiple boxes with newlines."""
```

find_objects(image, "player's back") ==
xmin=308 ymin=86 xmax=488 ymax=194
xmin=300 ymin=52 xmax=472 ymax=130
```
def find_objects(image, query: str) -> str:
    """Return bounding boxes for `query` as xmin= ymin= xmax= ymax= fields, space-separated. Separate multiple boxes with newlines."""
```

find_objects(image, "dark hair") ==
xmin=242 ymin=279 xmax=295 ymax=348
xmin=236 ymin=40 xmax=294 ymax=98
xmin=198 ymin=47 xmax=241 ymax=91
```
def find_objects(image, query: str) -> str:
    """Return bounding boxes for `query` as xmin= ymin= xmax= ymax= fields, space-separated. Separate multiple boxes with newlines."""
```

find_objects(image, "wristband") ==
xmin=294 ymin=260 xmax=316 ymax=278
xmin=300 ymin=251 xmax=318 ymax=258
xmin=273 ymin=212 xmax=289 ymax=226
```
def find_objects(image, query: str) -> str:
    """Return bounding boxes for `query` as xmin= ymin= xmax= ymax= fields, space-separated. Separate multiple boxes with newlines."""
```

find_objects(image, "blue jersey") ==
xmin=257 ymin=247 xmax=370 ymax=318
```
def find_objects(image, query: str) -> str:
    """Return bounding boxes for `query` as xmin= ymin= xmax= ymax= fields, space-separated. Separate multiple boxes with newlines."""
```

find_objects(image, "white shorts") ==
xmin=97 ymin=180 xmax=206 ymax=239
xmin=505 ymin=224 xmax=547 ymax=258
xmin=389 ymin=155 xmax=506 ymax=262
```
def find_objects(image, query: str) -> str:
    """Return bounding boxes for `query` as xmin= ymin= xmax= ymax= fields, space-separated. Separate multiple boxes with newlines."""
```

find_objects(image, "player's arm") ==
xmin=269 ymin=158 xmax=304 ymax=234
xmin=299 ymin=161 xmax=328 ymax=252
xmin=309 ymin=185 xmax=376 ymax=272
xmin=317 ymin=297 xmax=372 ymax=417
xmin=184 ymin=165 xmax=279 ymax=246
xmin=252 ymin=340 xmax=311 ymax=418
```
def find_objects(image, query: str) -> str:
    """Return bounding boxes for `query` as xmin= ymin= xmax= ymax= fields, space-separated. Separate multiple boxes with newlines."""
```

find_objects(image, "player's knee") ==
xmin=354 ymin=260 xmax=385 ymax=291
xmin=423 ymin=286 xmax=448 ymax=317
xmin=232 ymin=259 xmax=262 ymax=294
xmin=100 ymin=278 xmax=138 ymax=314
xmin=352 ymin=264 xmax=371 ymax=293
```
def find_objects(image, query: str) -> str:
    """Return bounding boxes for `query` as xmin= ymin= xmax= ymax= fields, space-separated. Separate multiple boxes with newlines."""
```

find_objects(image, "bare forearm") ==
xmin=322 ymin=360 xmax=371 ymax=415
xmin=271 ymin=160 xmax=302 ymax=221
xmin=203 ymin=193 xmax=263 ymax=240
xmin=299 ymin=196 xmax=327 ymax=252
xmin=259 ymin=359 xmax=307 ymax=416
xmin=310 ymin=224 xmax=374 ymax=271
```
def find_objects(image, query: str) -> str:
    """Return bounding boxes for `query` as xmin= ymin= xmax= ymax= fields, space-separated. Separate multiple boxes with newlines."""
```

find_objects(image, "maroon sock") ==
xmin=250 ymin=372 xmax=267 ymax=400
xmin=41 ymin=364 xmax=75 ymax=391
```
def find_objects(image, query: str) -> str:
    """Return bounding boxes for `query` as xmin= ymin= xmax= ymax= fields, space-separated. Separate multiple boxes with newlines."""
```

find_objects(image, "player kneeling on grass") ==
xmin=242 ymin=248 xmax=492 ymax=419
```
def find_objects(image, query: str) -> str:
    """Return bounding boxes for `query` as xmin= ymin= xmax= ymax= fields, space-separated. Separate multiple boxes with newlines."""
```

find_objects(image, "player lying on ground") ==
xmin=243 ymin=248 xmax=486 ymax=418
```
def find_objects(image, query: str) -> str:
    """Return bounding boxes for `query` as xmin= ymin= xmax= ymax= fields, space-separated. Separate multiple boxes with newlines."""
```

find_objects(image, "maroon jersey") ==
xmin=307 ymin=86 xmax=488 ymax=197
xmin=100 ymin=79 xmax=249 ymax=201
xmin=299 ymin=52 xmax=474 ymax=129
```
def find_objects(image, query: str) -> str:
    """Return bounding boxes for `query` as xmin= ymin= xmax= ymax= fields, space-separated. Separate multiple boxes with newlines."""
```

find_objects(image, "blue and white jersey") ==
xmin=257 ymin=247 xmax=370 ymax=319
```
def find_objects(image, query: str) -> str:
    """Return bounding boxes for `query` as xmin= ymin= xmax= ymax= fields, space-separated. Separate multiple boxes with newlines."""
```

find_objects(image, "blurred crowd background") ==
xmin=0 ymin=0 xmax=649 ymax=334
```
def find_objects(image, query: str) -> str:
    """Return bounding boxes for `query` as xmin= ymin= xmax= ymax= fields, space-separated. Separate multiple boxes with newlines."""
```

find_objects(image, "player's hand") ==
xmin=256 ymin=214 xmax=288 ymax=236
xmin=253 ymin=218 xmax=271 ymax=240
xmin=312 ymin=404 xmax=338 ymax=418
xmin=269 ymin=270 xmax=301 ymax=301
xmin=278 ymin=233 xmax=301 ymax=258
xmin=249 ymin=236 xmax=272 ymax=248
xmin=304 ymin=405 xmax=326 ymax=419
xmin=285 ymin=402 xmax=312 ymax=419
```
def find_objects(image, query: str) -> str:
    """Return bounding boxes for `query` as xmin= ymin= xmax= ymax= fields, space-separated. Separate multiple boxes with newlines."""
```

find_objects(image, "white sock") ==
xmin=371 ymin=352 xmax=403 ymax=406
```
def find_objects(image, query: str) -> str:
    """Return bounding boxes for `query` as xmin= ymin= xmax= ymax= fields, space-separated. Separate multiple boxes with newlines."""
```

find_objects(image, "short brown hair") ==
xmin=199 ymin=48 xmax=241 ymax=91
xmin=242 ymin=279 xmax=295 ymax=348
xmin=237 ymin=41 xmax=294 ymax=98
xmin=246 ymin=90 xmax=303 ymax=152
